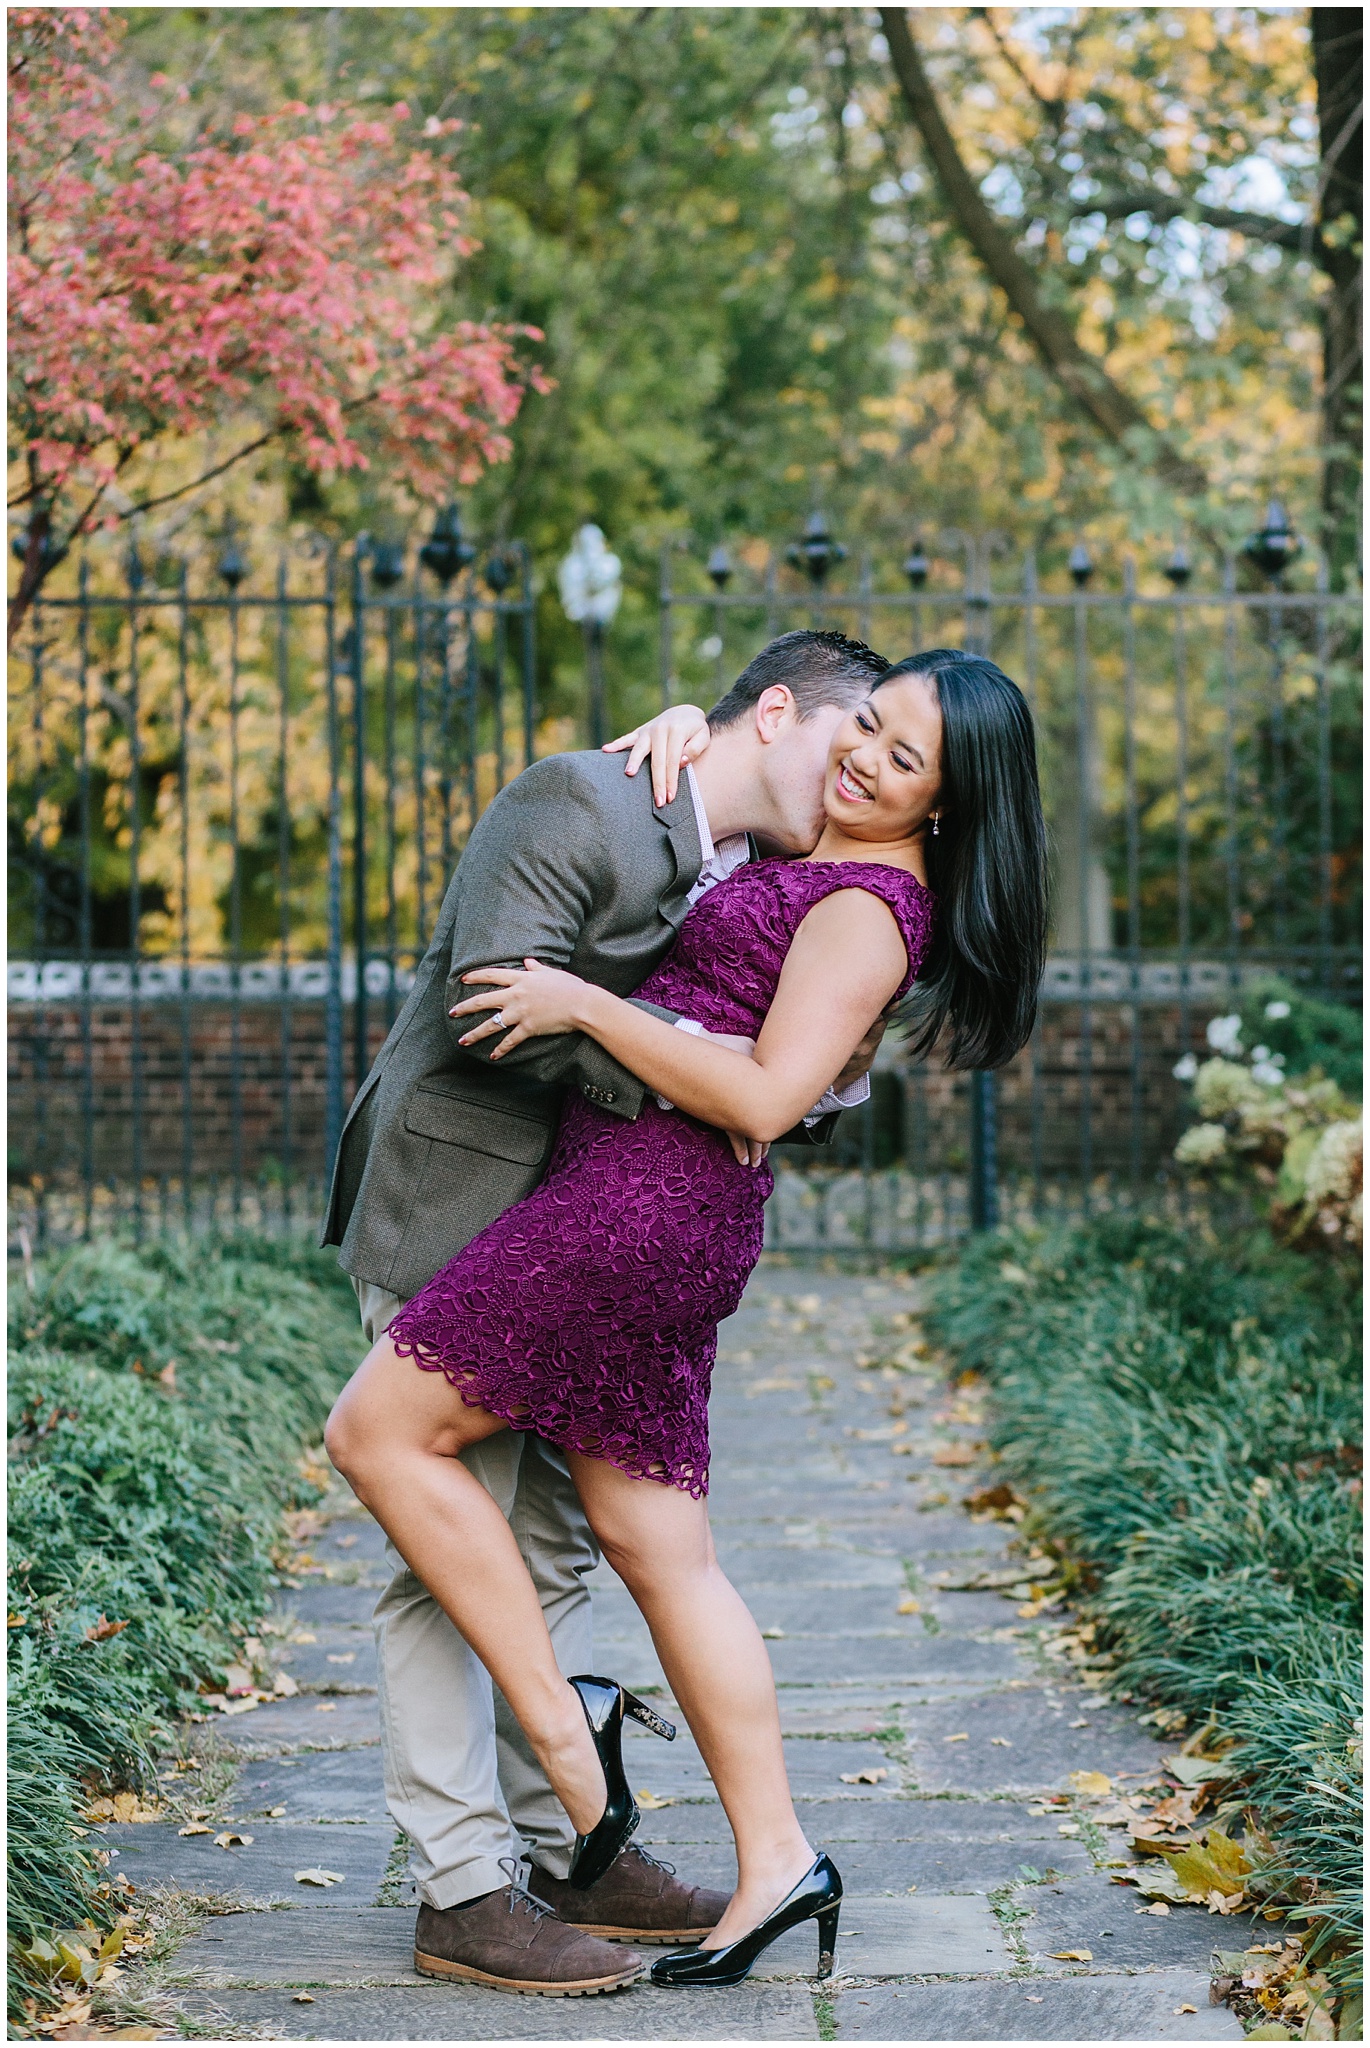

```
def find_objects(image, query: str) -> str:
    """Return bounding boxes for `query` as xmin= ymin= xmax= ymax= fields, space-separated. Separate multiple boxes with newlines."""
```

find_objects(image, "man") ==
xmin=321 ymin=629 xmax=890 ymax=1994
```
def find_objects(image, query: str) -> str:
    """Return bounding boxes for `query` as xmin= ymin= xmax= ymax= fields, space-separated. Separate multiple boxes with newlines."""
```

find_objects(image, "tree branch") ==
xmin=877 ymin=6 xmax=1207 ymax=497
xmin=1088 ymin=186 xmax=1307 ymax=251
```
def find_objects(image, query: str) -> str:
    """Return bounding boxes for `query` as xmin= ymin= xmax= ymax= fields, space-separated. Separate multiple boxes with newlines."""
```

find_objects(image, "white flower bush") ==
xmin=1173 ymin=1008 xmax=1362 ymax=1257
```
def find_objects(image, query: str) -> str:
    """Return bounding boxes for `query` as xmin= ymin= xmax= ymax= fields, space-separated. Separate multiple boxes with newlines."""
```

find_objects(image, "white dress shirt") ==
xmin=656 ymin=769 xmax=872 ymax=1124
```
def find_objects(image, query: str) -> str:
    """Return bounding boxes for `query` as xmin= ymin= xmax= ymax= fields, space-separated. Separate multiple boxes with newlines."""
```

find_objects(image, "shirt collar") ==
xmin=685 ymin=764 xmax=750 ymax=878
xmin=684 ymin=763 xmax=715 ymax=865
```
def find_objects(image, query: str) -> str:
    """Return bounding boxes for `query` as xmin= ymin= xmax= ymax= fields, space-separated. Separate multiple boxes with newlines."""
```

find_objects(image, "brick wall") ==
xmin=9 ymin=993 xmax=1216 ymax=1189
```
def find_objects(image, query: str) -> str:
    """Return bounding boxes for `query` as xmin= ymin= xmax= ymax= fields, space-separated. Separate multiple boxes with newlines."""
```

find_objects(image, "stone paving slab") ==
xmin=209 ymin=1691 xmax=381 ymax=1754
xmin=831 ymin=1971 xmax=1242 ymax=2039
xmin=620 ymin=1732 xmax=902 ymax=1802
xmin=763 ymin=1634 xmax=1023 ymax=1686
xmin=1022 ymin=1871 xmax=1264 ymax=1971
xmin=275 ymin=1627 xmax=380 ymax=1691
xmin=166 ymin=1908 xmax=423 ymax=1988
xmin=179 ymin=1982 xmax=820 ymax=2039
xmin=773 ymin=1683 xmax=990 ymax=1734
xmin=231 ymin=1745 xmax=390 ymax=1824
xmin=710 ymin=1546 xmax=908 ymax=1589
xmin=283 ymin=1581 xmax=391 ymax=1625
xmin=101 ymin=1821 xmax=394 ymax=1905
xmin=625 ymin=1834 xmax=1092 ymax=1894
xmin=904 ymin=1687 xmax=1171 ymax=1793
xmin=751 ymin=1893 xmax=1011 ymax=1980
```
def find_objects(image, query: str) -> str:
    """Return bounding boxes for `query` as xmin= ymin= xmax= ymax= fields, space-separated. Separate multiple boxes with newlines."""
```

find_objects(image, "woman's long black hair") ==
xmin=878 ymin=648 xmax=1047 ymax=1070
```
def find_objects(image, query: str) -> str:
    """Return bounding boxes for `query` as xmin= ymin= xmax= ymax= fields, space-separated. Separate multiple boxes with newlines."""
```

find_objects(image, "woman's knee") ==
xmin=323 ymin=1382 xmax=370 ymax=1487
xmin=583 ymin=1482 xmax=713 ymax=1595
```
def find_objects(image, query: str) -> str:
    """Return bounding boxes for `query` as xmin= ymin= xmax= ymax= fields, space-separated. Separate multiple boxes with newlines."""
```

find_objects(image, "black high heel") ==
xmin=566 ymin=1675 xmax=676 ymax=1890
xmin=649 ymin=1853 xmax=842 ymax=1987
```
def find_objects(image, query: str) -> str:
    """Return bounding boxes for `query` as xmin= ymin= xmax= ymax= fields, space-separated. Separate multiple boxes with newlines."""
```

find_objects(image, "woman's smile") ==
xmin=835 ymin=758 xmax=874 ymax=803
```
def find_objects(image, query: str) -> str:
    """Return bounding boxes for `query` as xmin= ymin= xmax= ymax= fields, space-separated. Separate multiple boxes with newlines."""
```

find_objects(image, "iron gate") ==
xmin=9 ymin=520 xmax=535 ymax=1245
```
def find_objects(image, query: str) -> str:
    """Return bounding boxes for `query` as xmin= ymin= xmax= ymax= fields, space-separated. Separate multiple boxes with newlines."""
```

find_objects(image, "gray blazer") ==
xmin=322 ymin=749 xmax=705 ymax=1301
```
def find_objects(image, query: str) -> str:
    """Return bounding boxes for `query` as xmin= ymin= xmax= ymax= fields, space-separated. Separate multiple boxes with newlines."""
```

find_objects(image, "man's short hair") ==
xmin=707 ymin=630 xmax=890 ymax=729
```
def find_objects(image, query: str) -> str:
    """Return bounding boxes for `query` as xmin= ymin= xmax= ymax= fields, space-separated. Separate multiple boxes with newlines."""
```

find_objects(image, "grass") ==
xmin=926 ymin=1215 xmax=1362 ymax=2011
xmin=6 ymin=1232 xmax=359 ymax=2014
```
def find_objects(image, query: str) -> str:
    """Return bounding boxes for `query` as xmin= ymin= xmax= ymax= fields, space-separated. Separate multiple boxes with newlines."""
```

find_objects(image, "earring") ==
xmin=932 ymin=811 xmax=940 ymax=836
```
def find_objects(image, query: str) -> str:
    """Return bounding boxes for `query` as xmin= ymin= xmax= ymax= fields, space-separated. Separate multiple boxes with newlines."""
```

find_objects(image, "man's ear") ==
xmin=753 ymin=683 xmax=796 ymax=743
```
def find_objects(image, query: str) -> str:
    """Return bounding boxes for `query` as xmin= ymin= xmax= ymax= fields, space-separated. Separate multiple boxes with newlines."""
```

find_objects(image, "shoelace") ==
xmin=625 ymin=1843 xmax=677 ymax=1879
xmin=498 ymin=1854 xmax=555 ymax=1922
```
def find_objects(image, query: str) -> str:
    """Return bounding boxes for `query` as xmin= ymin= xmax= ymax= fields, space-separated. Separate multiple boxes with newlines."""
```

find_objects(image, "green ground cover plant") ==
xmin=927 ymin=1215 xmax=1362 ymax=2027
xmin=6 ymin=1234 xmax=359 ymax=2009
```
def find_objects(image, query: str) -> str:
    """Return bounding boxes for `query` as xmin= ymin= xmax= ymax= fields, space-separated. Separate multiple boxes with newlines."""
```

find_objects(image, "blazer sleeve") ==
xmin=443 ymin=759 xmax=677 ymax=1120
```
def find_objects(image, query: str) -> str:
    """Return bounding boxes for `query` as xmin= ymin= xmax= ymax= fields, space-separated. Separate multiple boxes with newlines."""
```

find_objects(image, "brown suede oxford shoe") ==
xmin=414 ymin=1883 xmax=642 ymax=1995
xmin=528 ymin=1843 xmax=731 ymax=1945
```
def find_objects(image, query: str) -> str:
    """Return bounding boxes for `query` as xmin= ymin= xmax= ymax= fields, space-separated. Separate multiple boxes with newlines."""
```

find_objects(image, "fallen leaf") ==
xmin=964 ymin=1482 xmax=1017 ymax=1513
xmin=839 ymin=1768 xmax=888 ymax=1785
xmin=1174 ymin=2005 xmax=1198 ymax=2016
xmin=334 ymin=1534 xmax=359 ymax=1548
xmin=1166 ymin=1827 xmax=1253 ymax=1907
xmin=293 ymin=1631 xmax=318 ymax=1644
xmin=636 ymin=1790 xmax=674 ymax=1810
xmin=931 ymin=1442 xmax=978 ymax=1467
xmin=84 ymin=1790 xmax=160 ymax=1824
xmin=213 ymin=1831 xmax=254 ymax=1849
xmin=267 ymin=1805 xmax=288 ymax=1817
xmin=896 ymin=1597 xmax=921 ymax=1614
xmin=326 ymin=1653 xmax=356 ymax=1665
xmin=273 ymin=1673 xmax=299 ymax=1697
xmin=1118 ymin=1863 xmax=1189 ymax=1904
xmin=990 ymin=1736 xmax=1012 ymax=1747
xmin=108 ymin=2029 xmax=161 ymax=2040
xmin=1025 ymin=1995 xmax=1044 ymax=2003
xmin=1067 ymin=1770 xmax=1112 ymax=1797
xmin=761 ymin=1628 xmax=785 ymax=1640
xmin=83 ymin=1616 xmax=131 ymax=1644
xmin=176 ymin=1824 xmax=212 ymax=1837
xmin=294 ymin=1868 xmax=346 ymax=1886
xmin=1069 ymin=1718 xmax=1089 ymax=1729
xmin=1051 ymin=1949 xmax=1093 ymax=1962
xmin=292 ymin=1994 xmax=315 ymax=2004
xmin=1162 ymin=1752 xmax=1238 ymax=1788
xmin=223 ymin=1664 xmax=255 ymax=1695
xmin=314 ymin=1702 xmax=338 ymax=1712
xmin=943 ymin=1732 xmax=969 ymax=1743
xmin=1136 ymin=1902 xmax=1171 ymax=1916
xmin=218 ymin=1695 xmax=261 ymax=1716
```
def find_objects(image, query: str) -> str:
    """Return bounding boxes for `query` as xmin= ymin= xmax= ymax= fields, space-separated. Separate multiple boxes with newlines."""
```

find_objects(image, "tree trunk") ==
xmin=1311 ymin=9 xmax=1362 ymax=582
xmin=879 ymin=7 xmax=1207 ymax=498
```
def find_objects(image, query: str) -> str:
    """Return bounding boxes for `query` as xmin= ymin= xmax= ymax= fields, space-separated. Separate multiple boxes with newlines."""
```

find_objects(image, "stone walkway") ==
xmin=102 ymin=1267 xmax=1247 ymax=2040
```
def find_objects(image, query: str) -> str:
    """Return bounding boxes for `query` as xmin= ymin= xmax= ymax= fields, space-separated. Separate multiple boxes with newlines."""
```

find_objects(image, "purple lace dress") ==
xmin=388 ymin=860 xmax=935 ymax=1497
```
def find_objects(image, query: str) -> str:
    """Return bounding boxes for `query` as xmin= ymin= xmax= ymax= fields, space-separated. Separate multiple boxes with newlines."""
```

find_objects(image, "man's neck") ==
xmin=689 ymin=731 xmax=773 ymax=843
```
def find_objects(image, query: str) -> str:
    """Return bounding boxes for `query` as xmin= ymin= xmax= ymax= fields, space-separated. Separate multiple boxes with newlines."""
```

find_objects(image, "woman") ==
xmin=326 ymin=649 xmax=1047 ymax=1987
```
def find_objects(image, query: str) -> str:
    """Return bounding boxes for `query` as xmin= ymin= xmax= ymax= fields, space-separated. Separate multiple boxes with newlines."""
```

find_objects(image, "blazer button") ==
xmin=603 ymin=1090 xmax=616 ymax=1103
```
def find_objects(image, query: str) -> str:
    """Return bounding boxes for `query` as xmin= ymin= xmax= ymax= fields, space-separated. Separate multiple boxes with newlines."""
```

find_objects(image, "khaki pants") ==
xmin=354 ymin=1280 xmax=598 ymax=1908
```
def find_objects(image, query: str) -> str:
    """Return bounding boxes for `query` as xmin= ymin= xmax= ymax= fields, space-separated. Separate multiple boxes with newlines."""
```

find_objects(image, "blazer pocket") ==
xmin=403 ymin=1083 xmax=552 ymax=1166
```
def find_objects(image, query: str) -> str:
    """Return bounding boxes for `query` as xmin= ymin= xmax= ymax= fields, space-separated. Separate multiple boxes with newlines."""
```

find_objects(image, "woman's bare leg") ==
xmin=567 ymin=1452 xmax=813 ymax=1948
xmin=325 ymin=1339 xmax=606 ymax=1836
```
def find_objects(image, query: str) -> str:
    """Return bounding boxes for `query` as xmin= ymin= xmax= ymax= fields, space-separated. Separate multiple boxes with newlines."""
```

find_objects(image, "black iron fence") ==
xmin=9 ymin=518 xmax=535 ymax=1245
xmin=8 ymin=513 xmax=1361 ymax=1255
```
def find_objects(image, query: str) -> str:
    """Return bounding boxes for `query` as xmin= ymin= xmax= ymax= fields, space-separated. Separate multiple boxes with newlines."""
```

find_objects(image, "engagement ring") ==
xmin=492 ymin=1010 xmax=506 ymax=1027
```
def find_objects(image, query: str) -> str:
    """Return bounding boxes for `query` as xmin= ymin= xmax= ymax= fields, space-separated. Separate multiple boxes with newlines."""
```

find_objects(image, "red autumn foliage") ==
xmin=8 ymin=9 xmax=543 ymax=636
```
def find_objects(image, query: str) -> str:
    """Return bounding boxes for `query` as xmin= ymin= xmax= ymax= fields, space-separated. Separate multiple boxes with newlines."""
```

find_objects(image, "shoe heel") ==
xmin=624 ymin=1690 xmax=676 ymax=1742
xmin=815 ymin=1904 xmax=840 ymax=1981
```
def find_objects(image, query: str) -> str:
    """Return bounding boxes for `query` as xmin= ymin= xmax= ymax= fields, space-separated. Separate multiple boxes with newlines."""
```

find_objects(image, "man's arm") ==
xmin=443 ymin=758 xmax=675 ymax=1119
